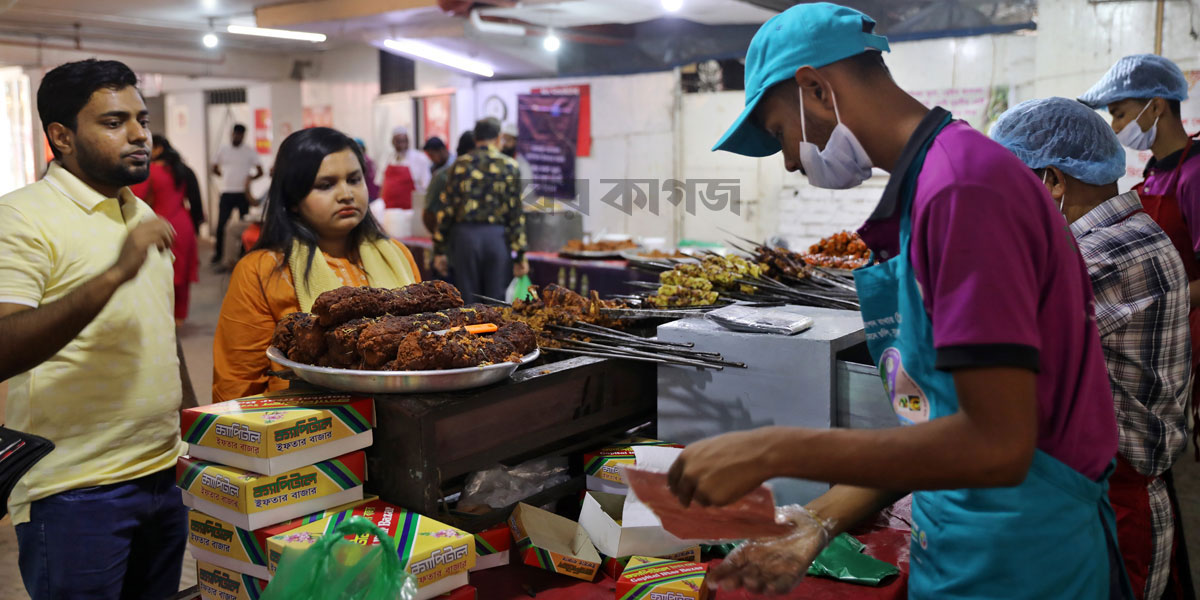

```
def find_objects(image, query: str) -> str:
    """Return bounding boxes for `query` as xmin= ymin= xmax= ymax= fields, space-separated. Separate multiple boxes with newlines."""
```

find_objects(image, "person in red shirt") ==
xmin=130 ymin=134 xmax=199 ymax=325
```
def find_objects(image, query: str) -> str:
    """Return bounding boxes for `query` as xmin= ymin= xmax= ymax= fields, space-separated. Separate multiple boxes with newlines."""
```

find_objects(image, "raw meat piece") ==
xmin=623 ymin=466 xmax=792 ymax=541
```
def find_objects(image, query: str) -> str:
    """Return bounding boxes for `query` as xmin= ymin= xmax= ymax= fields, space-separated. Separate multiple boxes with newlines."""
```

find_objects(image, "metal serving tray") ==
xmin=266 ymin=346 xmax=540 ymax=394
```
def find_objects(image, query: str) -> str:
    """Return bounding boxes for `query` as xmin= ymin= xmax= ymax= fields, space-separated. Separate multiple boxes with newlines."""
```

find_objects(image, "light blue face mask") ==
xmin=797 ymin=87 xmax=874 ymax=189
xmin=1116 ymin=100 xmax=1158 ymax=151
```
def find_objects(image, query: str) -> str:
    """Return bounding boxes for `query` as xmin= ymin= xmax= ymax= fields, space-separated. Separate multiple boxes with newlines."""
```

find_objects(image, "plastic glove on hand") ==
xmin=709 ymin=505 xmax=833 ymax=595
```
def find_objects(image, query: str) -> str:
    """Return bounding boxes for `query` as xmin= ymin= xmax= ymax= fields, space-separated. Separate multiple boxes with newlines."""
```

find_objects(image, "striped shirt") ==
xmin=1071 ymin=190 xmax=1191 ymax=476
xmin=1071 ymin=190 xmax=1190 ymax=599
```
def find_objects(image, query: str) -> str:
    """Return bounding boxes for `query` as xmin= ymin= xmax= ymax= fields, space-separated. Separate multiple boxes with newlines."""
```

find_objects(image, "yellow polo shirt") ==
xmin=0 ymin=163 xmax=186 ymax=524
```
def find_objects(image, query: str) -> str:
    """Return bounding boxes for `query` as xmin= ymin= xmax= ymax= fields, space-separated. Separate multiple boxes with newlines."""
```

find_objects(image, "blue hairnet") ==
xmin=991 ymin=97 xmax=1126 ymax=186
xmin=1079 ymin=54 xmax=1189 ymax=109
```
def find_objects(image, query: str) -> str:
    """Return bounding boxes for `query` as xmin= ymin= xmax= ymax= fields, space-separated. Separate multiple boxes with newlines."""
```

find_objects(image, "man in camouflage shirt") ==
xmin=433 ymin=117 xmax=529 ymax=303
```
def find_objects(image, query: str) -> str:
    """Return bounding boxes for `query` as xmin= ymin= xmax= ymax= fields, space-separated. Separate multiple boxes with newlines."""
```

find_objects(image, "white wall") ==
xmin=302 ymin=45 xmax=381 ymax=142
xmin=679 ymin=32 xmax=1038 ymax=249
xmin=165 ymin=90 xmax=208 ymax=224
xmin=1035 ymin=0 xmax=1200 ymax=192
xmin=472 ymin=71 xmax=679 ymax=240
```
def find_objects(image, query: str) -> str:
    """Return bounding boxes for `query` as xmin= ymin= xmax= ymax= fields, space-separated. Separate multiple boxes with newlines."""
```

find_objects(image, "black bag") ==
xmin=0 ymin=426 xmax=54 ymax=520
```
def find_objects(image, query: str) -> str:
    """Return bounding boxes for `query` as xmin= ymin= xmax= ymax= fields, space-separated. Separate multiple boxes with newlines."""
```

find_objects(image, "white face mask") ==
xmin=1116 ymin=100 xmax=1158 ymax=151
xmin=797 ymin=87 xmax=874 ymax=189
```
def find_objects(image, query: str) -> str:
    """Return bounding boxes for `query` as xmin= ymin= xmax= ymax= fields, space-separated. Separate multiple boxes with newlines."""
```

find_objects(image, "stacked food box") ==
xmin=179 ymin=391 xmax=475 ymax=600
xmin=580 ymin=439 xmax=704 ymax=580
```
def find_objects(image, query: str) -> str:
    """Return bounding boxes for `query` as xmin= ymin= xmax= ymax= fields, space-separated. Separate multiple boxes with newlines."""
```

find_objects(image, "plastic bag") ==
xmin=505 ymin=274 xmax=533 ymax=303
xmin=262 ymin=516 xmax=418 ymax=600
xmin=807 ymin=532 xmax=900 ymax=586
xmin=458 ymin=456 xmax=569 ymax=511
xmin=709 ymin=505 xmax=833 ymax=594
xmin=706 ymin=304 xmax=814 ymax=335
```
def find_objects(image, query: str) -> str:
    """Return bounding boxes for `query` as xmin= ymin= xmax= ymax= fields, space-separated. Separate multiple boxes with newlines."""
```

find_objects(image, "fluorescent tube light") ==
xmin=226 ymin=25 xmax=326 ymax=42
xmin=383 ymin=39 xmax=495 ymax=78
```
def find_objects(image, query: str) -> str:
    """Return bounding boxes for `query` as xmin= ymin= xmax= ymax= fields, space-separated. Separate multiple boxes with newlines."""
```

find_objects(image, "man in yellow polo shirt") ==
xmin=0 ymin=59 xmax=194 ymax=599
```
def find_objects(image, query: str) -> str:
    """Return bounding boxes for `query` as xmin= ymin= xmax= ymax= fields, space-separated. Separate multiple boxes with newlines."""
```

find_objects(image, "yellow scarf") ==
xmin=288 ymin=238 xmax=417 ymax=312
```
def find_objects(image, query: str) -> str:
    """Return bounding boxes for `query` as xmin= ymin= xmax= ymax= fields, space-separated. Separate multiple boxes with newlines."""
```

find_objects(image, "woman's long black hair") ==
xmin=253 ymin=127 xmax=387 ymax=281
xmin=152 ymin=134 xmax=188 ymax=191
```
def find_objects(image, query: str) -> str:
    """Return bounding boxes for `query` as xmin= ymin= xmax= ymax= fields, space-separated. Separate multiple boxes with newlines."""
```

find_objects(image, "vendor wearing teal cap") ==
xmin=666 ymin=3 xmax=1130 ymax=597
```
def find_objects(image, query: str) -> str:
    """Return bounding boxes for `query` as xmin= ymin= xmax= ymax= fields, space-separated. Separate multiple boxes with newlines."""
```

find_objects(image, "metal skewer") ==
xmin=551 ymin=331 xmax=733 ymax=364
xmin=544 ymin=347 xmax=721 ymax=370
xmin=570 ymin=321 xmax=695 ymax=347
xmin=562 ymin=339 xmax=741 ymax=369
xmin=548 ymin=324 xmax=697 ymax=349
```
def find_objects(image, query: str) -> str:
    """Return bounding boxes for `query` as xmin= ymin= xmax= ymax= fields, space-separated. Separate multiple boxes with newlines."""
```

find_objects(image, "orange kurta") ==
xmin=212 ymin=239 xmax=420 ymax=402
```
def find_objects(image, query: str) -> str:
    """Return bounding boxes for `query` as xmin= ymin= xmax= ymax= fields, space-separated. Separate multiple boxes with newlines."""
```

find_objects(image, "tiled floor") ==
xmin=1 ymin=240 xmax=1199 ymax=596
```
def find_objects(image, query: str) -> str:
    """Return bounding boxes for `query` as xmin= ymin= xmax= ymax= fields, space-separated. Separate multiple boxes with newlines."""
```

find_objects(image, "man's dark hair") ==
xmin=422 ymin=137 xmax=446 ymax=152
xmin=473 ymin=117 xmax=501 ymax=142
xmin=37 ymin=59 xmax=139 ymax=159
xmin=455 ymin=131 xmax=476 ymax=157
xmin=233 ymin=124 xmax=247 ymax=134
xmin=1134 ymin=98 xmax=1182 ymax=118
xmin=841 ymin=50 xmax=890 ymax=79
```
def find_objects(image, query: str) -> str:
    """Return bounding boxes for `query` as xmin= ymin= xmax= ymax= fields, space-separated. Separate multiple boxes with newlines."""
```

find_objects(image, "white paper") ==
xmin=631 ymin=445 xmax=683 ymax=472
xmin=622 ymin=493 xmax=666 ymax=528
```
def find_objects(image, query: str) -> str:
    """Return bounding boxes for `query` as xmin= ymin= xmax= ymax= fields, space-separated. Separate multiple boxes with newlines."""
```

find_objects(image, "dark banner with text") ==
xmin=517 ymin=94 xmax=579 ymax=199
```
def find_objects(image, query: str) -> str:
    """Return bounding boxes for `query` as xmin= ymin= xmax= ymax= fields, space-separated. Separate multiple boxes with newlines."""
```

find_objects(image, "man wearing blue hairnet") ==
xmin=993 ymin=96 xmax=1190 ymax=600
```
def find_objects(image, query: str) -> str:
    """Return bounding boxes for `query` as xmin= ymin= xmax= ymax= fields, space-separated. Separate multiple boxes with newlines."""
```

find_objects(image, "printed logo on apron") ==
xmin=880 ymin=347 xmax=931 ymax=425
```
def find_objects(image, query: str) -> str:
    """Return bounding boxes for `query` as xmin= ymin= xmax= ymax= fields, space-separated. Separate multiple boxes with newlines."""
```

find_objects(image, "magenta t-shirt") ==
xmin=858 ymin=115 xmax=1118 ymax=481
xmin=1143 ymin=145 xmax=1200 ymax=256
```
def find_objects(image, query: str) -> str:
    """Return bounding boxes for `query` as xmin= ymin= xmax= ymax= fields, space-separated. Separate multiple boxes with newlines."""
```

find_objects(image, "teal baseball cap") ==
xmin=713 ymin=2 xmax=890 ymax=157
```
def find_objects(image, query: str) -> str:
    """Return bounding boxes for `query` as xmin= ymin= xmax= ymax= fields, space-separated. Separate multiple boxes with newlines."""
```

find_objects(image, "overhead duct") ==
xmin=468 ymin=7 xmax=527 ymax=36
xmin=556 ymin=18 xmax=760 ymax=77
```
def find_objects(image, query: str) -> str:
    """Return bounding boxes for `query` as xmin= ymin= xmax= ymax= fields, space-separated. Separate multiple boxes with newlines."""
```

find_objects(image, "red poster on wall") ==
xmin=422 ymin=94 xmax=452 ymax=147
xmin=531 ymin=84 xmax=590 ymax=157
xmin=254 ymin=108 xmax=271 ymax=154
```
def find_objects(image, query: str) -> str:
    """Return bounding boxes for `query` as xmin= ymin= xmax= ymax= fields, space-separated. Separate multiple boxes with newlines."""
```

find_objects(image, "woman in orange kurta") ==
xmin=213 ymin=128 xmax=421 ymax=402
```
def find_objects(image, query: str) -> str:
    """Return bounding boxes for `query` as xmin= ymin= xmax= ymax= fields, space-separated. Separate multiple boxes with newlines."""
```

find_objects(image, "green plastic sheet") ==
xmin=806 ymin=533 xmax=900 ymax=586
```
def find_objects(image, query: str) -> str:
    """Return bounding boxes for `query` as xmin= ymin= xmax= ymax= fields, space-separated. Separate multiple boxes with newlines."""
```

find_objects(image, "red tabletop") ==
xmin=471 ymin=526 xmax=909 ymax=600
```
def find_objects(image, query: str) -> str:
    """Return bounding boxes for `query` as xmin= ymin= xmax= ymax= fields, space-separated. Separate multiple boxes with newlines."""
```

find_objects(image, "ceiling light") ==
xmin=202 ymin=32 xmax=219 ymax=48
xmin=543 ymin=31 xmax=561 ymax=52
xmin=383 ymin=39 xmax=495 ymax=78
xmin=226 ymin=24 xmax=326 ymax=43
xmin=662 ymin=0 xmax=684 ymax=12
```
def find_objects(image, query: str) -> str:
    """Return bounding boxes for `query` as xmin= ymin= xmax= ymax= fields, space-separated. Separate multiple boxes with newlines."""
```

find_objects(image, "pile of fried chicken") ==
xmin=270 ymin=281 xmax=537 ymax=371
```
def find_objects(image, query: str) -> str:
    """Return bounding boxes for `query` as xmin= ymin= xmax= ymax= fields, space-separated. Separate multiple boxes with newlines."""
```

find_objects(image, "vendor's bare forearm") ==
xmin=0 ymin=270 xmax=123 ymax=381
xmin=763 ymin=367 xmax=1037 ymax=491
xmin=806 ymin=485 xmax=906 ymax=537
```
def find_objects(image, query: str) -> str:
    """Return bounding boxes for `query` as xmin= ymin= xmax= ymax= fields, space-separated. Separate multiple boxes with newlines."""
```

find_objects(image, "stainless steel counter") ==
xmin=656 ymin=306 xmax=893 ymax=506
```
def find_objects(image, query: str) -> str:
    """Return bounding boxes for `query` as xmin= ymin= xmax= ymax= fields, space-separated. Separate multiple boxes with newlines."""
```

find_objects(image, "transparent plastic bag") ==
xmin=458 ymin=457 xmax=569 ymax=511
xmin=710 ymin=505 xmax=834 ymax=594
xmin=262 ymin=516 xmax=418 ymax=600
xmin=706 ymin=304 xmax=814 ymax=335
